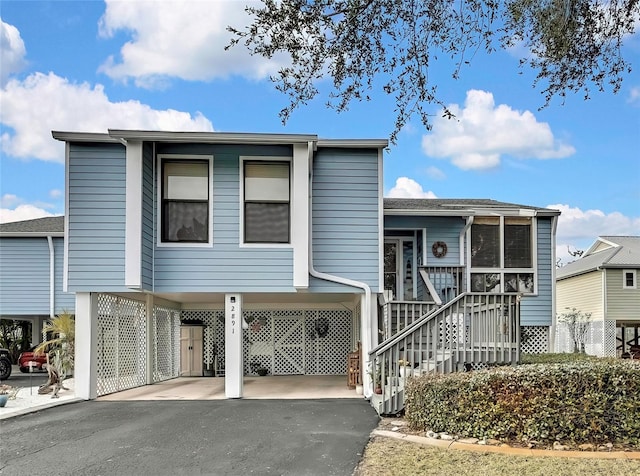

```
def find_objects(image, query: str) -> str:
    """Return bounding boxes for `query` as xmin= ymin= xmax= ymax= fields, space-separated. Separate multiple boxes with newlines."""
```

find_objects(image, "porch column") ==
xmin=75 ymin=292 xmax=98 ymax=400
xmin=361 ymin=293 xmax=374 ymax=398
xmin=225 ymin=294 xmax=243 ymax=398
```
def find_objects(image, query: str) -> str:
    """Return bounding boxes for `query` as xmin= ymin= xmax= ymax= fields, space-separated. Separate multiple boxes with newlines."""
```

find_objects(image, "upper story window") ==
xmin=470 ymin=216 xmax=535 ymax=293
xmin=623 ymin=270 xmax=637 ymax=289
xmin=160 ymin=157 xmax=211 ymax=244
xmin=243 ymin=160 xmax=290 ymax=244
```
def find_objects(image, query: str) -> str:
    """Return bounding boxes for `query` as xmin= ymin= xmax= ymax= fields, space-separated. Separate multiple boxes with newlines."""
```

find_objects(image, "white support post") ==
xmin=75 ymin=292 xmax=98 ymax=400
xmin=225 ymin=294 xmax=243 ymax=398
xmin=361 ymin=293 xmax=373 ymax=399
xmin=146 ymin=294 xmax=154 ymax=384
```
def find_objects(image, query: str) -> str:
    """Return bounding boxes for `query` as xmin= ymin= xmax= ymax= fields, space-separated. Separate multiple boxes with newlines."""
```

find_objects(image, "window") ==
xmin=470 ymin=216 xmax=535 ymax=293
xmin=504 ymin=218 xmax=532 ymax=268
xmin=623 ymin=270 xmax=637 ymax=289
xmin=161 ymin=159 xmax=210 ymax=243
xmin=243 ymin=161 xmax=290 ymax=243
xmin=471 ymin=217 xmax=500 ymax=267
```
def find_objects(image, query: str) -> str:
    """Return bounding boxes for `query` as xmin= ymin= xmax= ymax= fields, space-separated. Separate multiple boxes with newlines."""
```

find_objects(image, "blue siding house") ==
xmin=0 ymin=216 xmax=75 ymax=346
xmin=49 ymin=129 xmax=559 ymax=413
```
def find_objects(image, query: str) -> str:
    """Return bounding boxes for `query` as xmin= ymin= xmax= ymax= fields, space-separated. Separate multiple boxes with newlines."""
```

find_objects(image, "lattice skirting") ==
xmin=182 ymin=308 xmax=355 ymax=376
xmin=96 ymin=294 xmax=147 ymax=397
xmin=521 ymin=326 xmax=549 ymax=354
xmin=152 ymin=305 xmax=181 ymax=383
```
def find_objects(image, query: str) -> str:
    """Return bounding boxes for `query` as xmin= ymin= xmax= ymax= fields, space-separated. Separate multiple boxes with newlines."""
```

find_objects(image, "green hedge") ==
xmin=519 ymin=352 xmax=601 ymax=365
xmin=405 ymin=359 xmax=640 ymax=446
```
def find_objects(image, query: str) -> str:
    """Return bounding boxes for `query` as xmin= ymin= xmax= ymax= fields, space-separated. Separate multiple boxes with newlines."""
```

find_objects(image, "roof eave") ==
xmin=0 ymin=232 xmax=64 ymax=238
xmin=107 ymin=130 xmax=318 ymax=145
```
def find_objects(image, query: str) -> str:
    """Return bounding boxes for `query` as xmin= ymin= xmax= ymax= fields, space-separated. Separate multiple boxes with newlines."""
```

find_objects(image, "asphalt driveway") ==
xmin=0 ymin=399 xmax=380 ymax=476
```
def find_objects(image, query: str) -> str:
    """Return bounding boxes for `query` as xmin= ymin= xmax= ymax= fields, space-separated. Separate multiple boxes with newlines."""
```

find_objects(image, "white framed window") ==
xmin=623 ymin=270 xmax=637 ymax=289
xmin=158 ymin=154 xmax=213 ymax=246
xmin=470 ymin=216 xmax=536 ymax=294
xmin=241 ymin=158 xmax=291 ymax=245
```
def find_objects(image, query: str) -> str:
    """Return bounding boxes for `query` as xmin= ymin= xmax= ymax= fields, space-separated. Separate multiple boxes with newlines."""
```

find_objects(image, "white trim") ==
xmin=75 ymin=292 xmax=98 ymax=400
xmin=156 ymin=154 xmax=214 ymax=248
xmin=623 ymin=269 xmax=637 ymax=289
xmin=47 ymin=236 xmax=55 ymax=318
xmin=63 ymin=143 xmax=70 ymax=293
xmin=292 ymin=143 xmax=310 ymax=289
xmin=378 ymin=149 xmax=384 ymax=293
xmin=125 ymin=141 xmax=143 ymax=288
xmin=239 ymin=155 xmax=293 ymax=248
xmin=550 ymin=214 xmax=558 ymax=352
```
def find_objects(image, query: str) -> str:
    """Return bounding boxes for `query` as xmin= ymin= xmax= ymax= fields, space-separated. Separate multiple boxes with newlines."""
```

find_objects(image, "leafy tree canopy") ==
xmin=228 ymin=0 xmax=639 ymax=141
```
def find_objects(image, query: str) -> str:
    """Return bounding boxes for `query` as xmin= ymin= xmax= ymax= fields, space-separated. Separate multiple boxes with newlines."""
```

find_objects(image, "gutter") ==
xmin=459 ymin=216 xmax=474 ymax=267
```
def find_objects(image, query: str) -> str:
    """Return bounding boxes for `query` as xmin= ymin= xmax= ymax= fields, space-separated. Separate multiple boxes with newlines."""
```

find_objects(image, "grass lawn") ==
xmin=355 ymin=436 xmax=640 ymax=476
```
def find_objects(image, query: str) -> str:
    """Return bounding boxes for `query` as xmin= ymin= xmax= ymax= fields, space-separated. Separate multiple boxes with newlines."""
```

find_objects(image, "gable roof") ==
xmin=383 ymin=198 xmax=560 ymax=217
xmin=557 ymin=236 xmax=640 ymax=280
xmin=0 ymin=216 xmax=64 ymax=236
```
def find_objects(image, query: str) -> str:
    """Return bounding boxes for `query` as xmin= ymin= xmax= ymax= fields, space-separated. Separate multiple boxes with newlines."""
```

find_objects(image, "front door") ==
xmin=384 ymin=238 xmax=416 ymax=301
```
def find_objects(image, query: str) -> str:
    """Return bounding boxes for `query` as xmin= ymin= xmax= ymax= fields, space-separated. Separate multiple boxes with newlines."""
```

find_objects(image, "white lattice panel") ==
xmin=604 ymin=320 xmax=617 ymax=357
xmin=439 ymin=313 xmax=465 ymax=347
xmin=520 ymin=326 xmax=549 ymax=354
xmin=244 ymin=310 xmax=273 ymax=375
xmin=152 ymin=306 xmax=180 ymax=382
xmin=305 ymin=310 xmax=353 ymax=375
xmin=241 ymin=309 xmax=354 ymax=376
xmin=96 ymin=294 xmax=147 ymax=396
xmin=274 ymin=315 xmax=305 ymax=374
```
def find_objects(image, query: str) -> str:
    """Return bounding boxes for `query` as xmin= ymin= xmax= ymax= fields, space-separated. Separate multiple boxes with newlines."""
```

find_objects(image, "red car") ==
xmin=18 ymin=346 xmax=49 ymax=373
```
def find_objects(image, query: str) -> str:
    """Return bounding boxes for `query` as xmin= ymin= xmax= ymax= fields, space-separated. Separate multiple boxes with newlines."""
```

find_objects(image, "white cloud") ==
xmin=0 ymin=204 xmax=55 ymax=224
xmin=0 ymin=20 xmax=27 ymax=86
xmin=0 ymin=72 xmax=214 ymax=162
xmin=551 ymin=203 xmax=640 ymax=265
xmin=628 ymin=86 xmax=640 ymax=105
xmin=49 ymin=189 xmax=63 ymax=199
xmin=98 ymin=0 xmax=282 ymax=86
xmin=386 ymin=177 xmax=437 ymax=198
xmin=422 ymin=90 xmax=575 ymax=170
xmin=425 ymin=166 xmax=446 ymax=180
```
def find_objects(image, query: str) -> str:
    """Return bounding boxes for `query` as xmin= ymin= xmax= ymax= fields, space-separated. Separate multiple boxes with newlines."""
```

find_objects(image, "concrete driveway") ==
xmin=0 ymin=398 xmax=380 ymax=476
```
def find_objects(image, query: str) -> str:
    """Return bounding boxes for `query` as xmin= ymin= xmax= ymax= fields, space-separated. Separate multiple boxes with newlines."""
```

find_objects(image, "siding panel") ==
xmin=310 ymin=148 xmax=380 ymax=292
xmin=67 ymin=143 xmax=128 ymax=292
xmin=605 ymin=269 xmax=640 ymax=321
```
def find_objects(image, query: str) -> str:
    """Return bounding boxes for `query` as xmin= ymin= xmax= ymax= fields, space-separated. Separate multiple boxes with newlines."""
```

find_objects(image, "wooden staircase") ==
xmin=370 ymin=292 xmax=521 ymax=415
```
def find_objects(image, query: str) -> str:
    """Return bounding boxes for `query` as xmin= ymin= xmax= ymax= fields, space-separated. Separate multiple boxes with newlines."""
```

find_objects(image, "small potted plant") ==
xmin=398 ymin=359 xmax=412 ymax=378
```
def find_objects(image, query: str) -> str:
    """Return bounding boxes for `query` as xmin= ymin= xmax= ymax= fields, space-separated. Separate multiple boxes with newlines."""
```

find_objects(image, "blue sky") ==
xmin=1 ymin=0 xmax=639 ymax=264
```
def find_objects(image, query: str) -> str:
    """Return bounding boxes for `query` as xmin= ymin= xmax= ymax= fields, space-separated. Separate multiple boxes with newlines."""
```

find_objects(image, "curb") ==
xmin=372 ymin=429 xmax=640 ymax=460
xmin=0 ymin=397 xmax=83 ymax=420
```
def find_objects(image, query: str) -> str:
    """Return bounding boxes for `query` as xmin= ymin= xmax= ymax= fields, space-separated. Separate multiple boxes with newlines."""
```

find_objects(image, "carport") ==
xmin=96 ymin=375 xmax=362 ymax=401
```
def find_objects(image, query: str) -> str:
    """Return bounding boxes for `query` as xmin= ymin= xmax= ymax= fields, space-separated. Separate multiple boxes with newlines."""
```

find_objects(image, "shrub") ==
xmin=520 ymin=352 xmax=600 ymax=365
xmin=405 ymin=359 xmax=640 ymax=446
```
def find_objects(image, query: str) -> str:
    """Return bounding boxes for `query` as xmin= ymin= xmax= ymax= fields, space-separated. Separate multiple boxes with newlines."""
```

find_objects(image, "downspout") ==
xmin=47 ymin=236 xmax=55 ymax=320
xmin=307 ymin=144 xmax=374 ymax=399
xmin=460 ymin=216 xmax=474 ymax=295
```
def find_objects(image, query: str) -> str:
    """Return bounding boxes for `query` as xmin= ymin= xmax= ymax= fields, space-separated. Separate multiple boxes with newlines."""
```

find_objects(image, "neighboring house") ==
xmin=556 ymin=236 xmax=640 ymax=357
xmin=0 ymin=216 xmax=75 ymax=346
xmin=50 ymin=129 xmax=560 ymax=414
